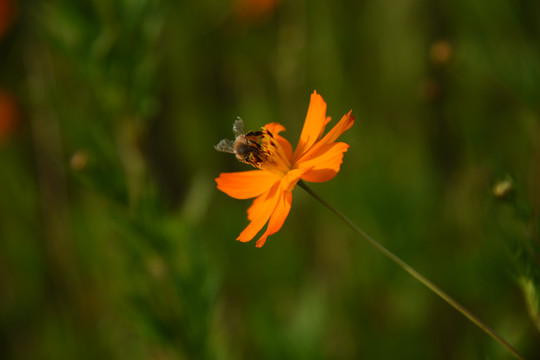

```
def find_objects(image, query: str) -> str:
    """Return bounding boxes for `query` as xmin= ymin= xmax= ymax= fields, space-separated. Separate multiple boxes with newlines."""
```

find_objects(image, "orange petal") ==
xmin=282 ymin=167 xmax=312 ymax=191
xmin=292 ymin=91 xmax=327 ymax=161
xmin=263 ymin=122 xmax=286 ymax=135
xmin=323 ymin=116 xmax=332 ymax=127
xmin=216 ymin=170 xmax=279 ymax=199
xmin=301 ymin=168 xmax=340 ymax=183
xmin=318 ymin=111 xmax=354 ymax=145
xmin=247 ymin=189 xmax=268 ymax=221
xmin=244 ymin=168 xmax=307 ymax=245
xmin=237 ymin=182 xmax=281 ymax=242
xmin=256 ymin=190 xmax=293 ymax=247
xmin=297 ymin=112 xmax=354 ymax=161
xmin=264 ymin=122 xmax=293 ymax=160
xmin=297 ymin=142 xmax=349 ymax=183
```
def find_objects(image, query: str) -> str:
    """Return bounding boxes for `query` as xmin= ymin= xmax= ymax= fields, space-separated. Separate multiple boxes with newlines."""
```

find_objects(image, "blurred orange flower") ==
xmin=215 ymin=91 xmax=354 ymax=247
xmin=0 ymin=0 xmax=18 ymax=40
xmin=233 ymin=0 xmax=280 ymax=23
xmin=0 ymin=90 xmax=18 ymax=142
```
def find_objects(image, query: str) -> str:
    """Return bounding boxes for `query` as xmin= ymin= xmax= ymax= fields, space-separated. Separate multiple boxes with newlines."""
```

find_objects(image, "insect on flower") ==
xmin=214 ymin=117 xmax=265 ymax=166
xmin=215 ymin=90 xmax=354 ymax=247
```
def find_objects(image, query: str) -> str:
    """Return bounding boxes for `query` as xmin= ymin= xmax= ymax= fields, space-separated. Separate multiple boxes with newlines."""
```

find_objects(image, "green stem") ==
xmin=297 ymin=180 xmax=525 ymax=360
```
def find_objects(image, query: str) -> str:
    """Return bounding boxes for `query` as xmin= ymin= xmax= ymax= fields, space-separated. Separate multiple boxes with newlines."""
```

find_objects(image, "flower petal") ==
xmin=282 ymin=167 xmax=312 ymax=191
xmin=292 ymin=91 xmax=327 ymax=161
xmin=237 ymin=182 xmax=281 ymax=242
xmin=247 ymin=190 xmax=268 ymax=221
xmin=264 ymin=122 xmax=293 ymax=160
xmin=263 ymin=122 xmax=286 ymax=135
xmin=216 ymin=170 xmax=279 ymax=199
xmin=245 ymin=168 xmax=308 ymax=246
xmin=297 ymin=142 xmax=349 ymax=183
xmin=318 ymin=111 xmax=354 ymax=145
xmin=256 ymin=190 xmax=293 ymax=247
xmin=301 ymin=168 xmax=340 ymax=183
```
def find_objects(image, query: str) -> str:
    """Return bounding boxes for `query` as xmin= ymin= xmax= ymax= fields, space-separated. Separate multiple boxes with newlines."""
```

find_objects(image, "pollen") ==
xmin=256 ymin=129 xmax=292 ymax=175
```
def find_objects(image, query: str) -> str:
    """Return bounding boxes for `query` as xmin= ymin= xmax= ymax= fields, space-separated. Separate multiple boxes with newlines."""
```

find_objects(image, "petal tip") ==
xmin=255 ymin=239 xmax=266 ymax=248
xmin=236 ymin=235 xmax=251 ymax=243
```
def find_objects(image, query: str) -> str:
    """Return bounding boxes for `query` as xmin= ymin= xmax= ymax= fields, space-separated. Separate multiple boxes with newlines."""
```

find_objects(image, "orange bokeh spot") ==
xmin=233 ymin=0 xmax=280 ymax=23
xmin=0 ymin=0 xmax=18 ymax=40
xmin=0 ymin=90 xmax=18 ymax=142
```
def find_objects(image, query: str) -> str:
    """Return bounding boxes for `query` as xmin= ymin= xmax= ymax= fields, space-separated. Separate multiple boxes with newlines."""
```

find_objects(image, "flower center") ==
xmin=245 ymin=129 xmax=292 ymax=176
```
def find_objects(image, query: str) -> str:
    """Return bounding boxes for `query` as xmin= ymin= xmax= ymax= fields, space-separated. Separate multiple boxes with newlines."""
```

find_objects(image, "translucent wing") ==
xmin=233 ymin=117 xmax=245 ymax=137
xmin=214 ymin=138 xmax=236 ymax=153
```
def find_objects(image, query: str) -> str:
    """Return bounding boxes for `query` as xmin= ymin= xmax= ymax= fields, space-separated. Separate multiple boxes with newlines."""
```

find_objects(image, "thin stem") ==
xmin=298 ymin=180 xmax=525 ymax=360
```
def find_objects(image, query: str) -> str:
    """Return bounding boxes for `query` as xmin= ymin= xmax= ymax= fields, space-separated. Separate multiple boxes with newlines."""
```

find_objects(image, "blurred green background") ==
xmin=1 ymin=0 xmax=540 ymax=359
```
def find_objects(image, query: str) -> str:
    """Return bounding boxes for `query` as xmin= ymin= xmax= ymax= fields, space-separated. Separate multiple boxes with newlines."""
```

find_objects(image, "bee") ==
xmin=215 ymin=117 xmax=265 ymax=165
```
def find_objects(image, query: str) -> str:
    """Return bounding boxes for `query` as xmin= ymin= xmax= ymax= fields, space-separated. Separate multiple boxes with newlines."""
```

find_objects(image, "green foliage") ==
xmin=1 ymin=0 xmax=540 ymax=359
xmin=492 ymin=177 xmax=540 ymax=334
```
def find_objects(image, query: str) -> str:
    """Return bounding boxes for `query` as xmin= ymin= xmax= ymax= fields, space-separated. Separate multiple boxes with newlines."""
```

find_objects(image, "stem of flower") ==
xmin=297 ymin=180 xmax=525 ymax=360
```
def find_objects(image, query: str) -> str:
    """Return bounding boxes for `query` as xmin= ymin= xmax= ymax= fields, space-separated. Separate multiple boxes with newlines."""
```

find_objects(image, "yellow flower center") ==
xmin=248 ymin=129 xmax=292 ymax=176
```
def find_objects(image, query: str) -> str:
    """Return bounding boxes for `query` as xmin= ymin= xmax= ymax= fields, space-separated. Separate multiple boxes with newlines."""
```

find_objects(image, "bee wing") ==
xmin=214 ymin=138 xmax=236 ymax=154
xmin=233 ymin=117 xmax=245 ymax=137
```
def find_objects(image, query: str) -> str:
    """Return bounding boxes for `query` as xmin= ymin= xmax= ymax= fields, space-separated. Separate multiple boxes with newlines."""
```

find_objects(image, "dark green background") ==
xmin=1 ymin=0 xmax=539 ymax=359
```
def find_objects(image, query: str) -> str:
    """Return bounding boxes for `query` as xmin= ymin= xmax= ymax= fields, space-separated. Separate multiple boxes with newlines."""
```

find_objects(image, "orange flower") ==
xmin=215 ymin=91 xmax=354 ymax=247
xmin=233 ymin=0 xmax=281 ymax=23
xmin=0 ymin=0 xmax=18 ymax=41
xmin=0 ymin=90 xmax=18 ymax=143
